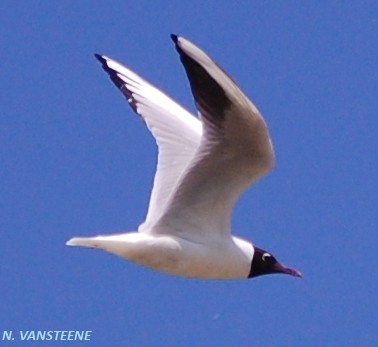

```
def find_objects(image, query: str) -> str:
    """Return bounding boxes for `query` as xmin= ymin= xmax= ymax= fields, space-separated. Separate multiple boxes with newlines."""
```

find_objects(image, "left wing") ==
xmin=95 ymin=54 xmax=202 ymax=231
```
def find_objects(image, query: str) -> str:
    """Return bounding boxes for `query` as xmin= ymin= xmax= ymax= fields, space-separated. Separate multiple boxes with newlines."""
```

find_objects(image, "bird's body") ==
xmin=69 ymin=233 xmax=253 ymax=279
xmin=67 ymin=35 xmax=301 ymax=280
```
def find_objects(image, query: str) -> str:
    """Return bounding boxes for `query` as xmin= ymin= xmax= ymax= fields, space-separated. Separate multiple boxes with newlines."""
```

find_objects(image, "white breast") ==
xmin=127 ymin=234 xmax=254 ymax=279
xmin=67 ymin=230 xmax=254 ymax=279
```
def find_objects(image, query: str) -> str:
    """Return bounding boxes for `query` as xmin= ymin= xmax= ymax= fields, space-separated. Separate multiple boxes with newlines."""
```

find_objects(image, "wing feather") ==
xmin=95 ymin=54 xmax=202 ymax=231
xmin=153 ymin=36 xmax=275 ymax=241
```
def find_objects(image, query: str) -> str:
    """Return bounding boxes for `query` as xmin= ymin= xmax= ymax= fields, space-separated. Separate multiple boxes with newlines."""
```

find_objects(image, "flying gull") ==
xmin=66 ymin=35 xmax=302 ymax=280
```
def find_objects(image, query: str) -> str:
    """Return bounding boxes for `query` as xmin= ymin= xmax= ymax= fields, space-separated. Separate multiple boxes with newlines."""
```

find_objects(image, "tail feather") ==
xmin=66 ymin=233 xmax=139 ymax=249
xmin=66 ymin=232 xmax=143 ymax=259
xmin=66 ymin=237 xmax=98 ymax=248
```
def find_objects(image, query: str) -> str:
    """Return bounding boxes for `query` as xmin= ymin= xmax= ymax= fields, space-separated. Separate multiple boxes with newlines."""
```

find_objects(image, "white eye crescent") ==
xmin=262 ymin=253 xmax=271 ymax=261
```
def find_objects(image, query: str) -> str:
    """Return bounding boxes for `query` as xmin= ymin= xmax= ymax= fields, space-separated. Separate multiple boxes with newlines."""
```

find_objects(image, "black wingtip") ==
xmin=170 ymin=34 xmax=178 ymax=44
xmin=94 ymin=53 xmax=106 ymax=65
xmin=93 ymin=53 xmax=138 ymax=113
xmin=93 ymin=53 xmax=123 ymax=90
xmin=94 ymin=53 xmax=113 ymax=76
xmin=171 ymin=34 xmax=184 ymax=56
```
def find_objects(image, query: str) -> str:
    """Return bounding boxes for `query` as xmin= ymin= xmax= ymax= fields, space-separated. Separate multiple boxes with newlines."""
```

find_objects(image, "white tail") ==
xmin=66 ymin=237 xmax=98 ymax=248
xmin=65 ymin=232 xmax=155 ymax=261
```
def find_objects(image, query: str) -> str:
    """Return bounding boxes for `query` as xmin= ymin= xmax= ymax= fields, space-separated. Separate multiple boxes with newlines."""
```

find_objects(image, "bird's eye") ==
xmin=262 ymin=253 xmax=272 ymax=262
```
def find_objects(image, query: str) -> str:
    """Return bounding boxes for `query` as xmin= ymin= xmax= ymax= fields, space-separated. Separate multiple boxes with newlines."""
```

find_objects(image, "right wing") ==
xmin=153 ymin=36 xmax=275 ymax=242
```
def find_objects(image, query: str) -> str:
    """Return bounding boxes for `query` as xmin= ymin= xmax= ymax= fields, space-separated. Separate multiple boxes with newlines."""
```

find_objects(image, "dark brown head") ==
xmin=248 ymin=247 xmax=302 ymax=279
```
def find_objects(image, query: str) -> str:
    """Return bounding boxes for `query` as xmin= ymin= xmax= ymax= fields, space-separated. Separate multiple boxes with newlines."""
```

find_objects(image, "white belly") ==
xmin=75 ymin=232 xmax=253 ymax=279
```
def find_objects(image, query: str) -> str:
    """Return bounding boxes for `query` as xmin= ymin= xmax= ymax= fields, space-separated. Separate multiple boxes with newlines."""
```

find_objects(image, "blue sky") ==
xmin=1 ymin=1 xmax=377 ymax=346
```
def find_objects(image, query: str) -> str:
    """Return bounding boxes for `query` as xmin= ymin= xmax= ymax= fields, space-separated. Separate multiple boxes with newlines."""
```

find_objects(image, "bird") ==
xmin=66 ymin=34 xmax=302 ymax=280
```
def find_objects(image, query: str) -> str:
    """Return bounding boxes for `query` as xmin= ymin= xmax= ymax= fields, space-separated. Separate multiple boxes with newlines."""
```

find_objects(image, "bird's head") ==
xmin=249 ymin=247 xmax=302 ymax=279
